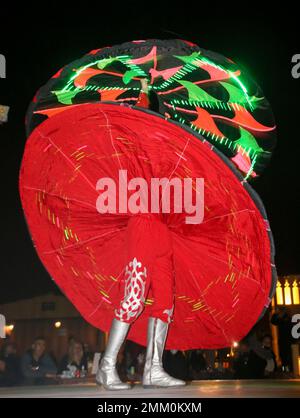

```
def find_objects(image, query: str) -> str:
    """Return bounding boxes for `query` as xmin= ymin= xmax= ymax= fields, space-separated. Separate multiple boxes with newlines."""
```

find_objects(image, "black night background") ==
xmin=0 ymin=5 xmax=299 ymax=305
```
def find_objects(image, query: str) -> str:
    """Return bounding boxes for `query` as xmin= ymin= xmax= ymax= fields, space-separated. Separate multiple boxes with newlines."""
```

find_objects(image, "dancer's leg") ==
xmin=143 ymin=222 xmax=185 ymax=388
xmin=148 ymin=247 xmax=175 ymax=324
xmin=97 ymin=215 xmax=153 ymax=390
xmin=115 ymin=216 xmax=155 ymax=323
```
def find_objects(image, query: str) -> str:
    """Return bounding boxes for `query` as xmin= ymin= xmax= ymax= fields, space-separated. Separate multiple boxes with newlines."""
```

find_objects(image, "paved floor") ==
xmin=0 ymin=379 xmax=299 ymax=398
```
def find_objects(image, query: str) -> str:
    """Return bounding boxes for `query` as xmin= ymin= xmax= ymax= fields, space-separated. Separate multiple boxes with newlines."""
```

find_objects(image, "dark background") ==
xmin=0 ymin=5 xmax=299 ymax=303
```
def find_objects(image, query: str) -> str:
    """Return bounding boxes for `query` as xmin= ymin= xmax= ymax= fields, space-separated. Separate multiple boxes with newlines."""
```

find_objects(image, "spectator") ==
xmin=203 ymin=350 xmax=215 ymax=373
xmin=124 ymin=340 xmax=145 ymax=381
xmin=189 ymin=349 xmax=207 ymax=379
xmin=271 ymin=307 xmax=293 ymax=372
xmin=246 ymin=333 xmax=277 ymax=378
xmin=135 ymin=352 xmax=146 ymax=380
xmin=163 ymin=350 xmax=189 ymax=381
xmin=233 ymin=340 xmax=252 ymax=379
xmin=59 ymin=340 xmax=88 ymax=376
xmin=260 ymin=334 xmax=277 ymax=376
xmin=0 ymin=342 xmax=22 ymax=386
xmin=21 ymin=337 xmax=57 ymax=385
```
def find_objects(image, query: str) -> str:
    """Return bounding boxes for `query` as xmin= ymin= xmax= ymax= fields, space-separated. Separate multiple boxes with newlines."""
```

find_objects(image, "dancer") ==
xmin=20 ymin=40 xmax=277 ymax=393
xmin=96 ymin=214 xmax=185 ymax=389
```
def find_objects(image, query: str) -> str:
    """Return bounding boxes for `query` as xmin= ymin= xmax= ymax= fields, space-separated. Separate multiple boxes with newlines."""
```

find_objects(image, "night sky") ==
xmin=0 ymin=6 xmax=299 ymax=303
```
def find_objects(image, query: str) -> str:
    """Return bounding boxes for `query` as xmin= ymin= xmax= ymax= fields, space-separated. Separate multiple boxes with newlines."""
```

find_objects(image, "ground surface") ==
xmin=0 ymin=379 xmax=299 ymax=398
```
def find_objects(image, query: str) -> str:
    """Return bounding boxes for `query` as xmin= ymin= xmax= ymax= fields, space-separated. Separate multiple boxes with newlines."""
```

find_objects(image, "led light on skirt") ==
xmin=25 ymin=39 xmax=276 ymax=180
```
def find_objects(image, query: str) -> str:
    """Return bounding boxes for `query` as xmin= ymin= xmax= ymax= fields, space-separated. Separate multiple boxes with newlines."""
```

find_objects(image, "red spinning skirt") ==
xmin=19 ymin=103 xmax=275 ymax=350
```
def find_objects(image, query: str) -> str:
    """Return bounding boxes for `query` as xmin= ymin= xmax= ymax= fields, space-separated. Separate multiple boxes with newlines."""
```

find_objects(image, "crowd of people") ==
xmin=0 ymin=337 xmax=91 ymax=387
xmin=0 ymin=334 xmax=287 ymax=387
xmin=0 ymin=307 xmax=297 ymax=387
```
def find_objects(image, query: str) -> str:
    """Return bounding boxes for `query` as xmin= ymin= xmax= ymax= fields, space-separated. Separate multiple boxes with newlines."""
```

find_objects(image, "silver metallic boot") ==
xmin=143 ymin=317 xmax=186 ymax=388
xmin=96 ymin=318 xmax=131 ymax=390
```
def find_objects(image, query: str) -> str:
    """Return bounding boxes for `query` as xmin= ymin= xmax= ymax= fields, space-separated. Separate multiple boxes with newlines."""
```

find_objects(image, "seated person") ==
xmin=0 ymin=342 xmax=22 ymax=386
xmin=233 ymin=334 xmax=277 ymax=379
xmin=163 ymin=350 xmax=189 ymax=381
xmin=59 ymin=340 xmax=87 ymax=376
xmin=21 ymin=337 xmax=57 ymax=385
xmin=189 ymin=349 xmax=207 ymax=380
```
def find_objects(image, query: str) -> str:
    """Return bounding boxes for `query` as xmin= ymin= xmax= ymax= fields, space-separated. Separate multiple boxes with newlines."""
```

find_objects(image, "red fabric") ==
xmin=115 ymin=214 xmax=174 ymax=324
xmin=136 ymin=91 xmax=150 ymax=109
xmin=19 ymin=103 xmax=272 ymax=350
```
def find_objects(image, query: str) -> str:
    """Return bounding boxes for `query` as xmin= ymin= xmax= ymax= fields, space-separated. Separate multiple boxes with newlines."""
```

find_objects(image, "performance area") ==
xmin=0 ymin=379 xmax=299 ymax=398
